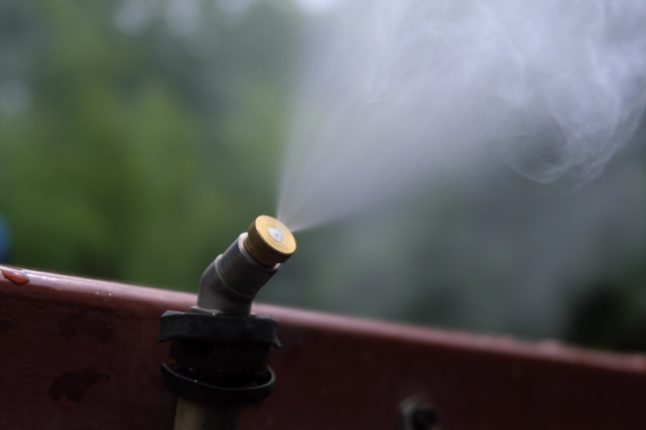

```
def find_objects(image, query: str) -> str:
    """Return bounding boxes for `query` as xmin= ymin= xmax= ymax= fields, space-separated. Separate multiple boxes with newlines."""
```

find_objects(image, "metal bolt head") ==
xmin=400 ymin=398 xmax=439 ymax=430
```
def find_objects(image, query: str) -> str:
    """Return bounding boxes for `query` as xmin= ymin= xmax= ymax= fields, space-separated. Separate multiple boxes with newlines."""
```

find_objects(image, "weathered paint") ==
xmin=49 ymin=370 xmax=110 ymax=404
xmin=0 ymin=268 xmax=645 ymax=430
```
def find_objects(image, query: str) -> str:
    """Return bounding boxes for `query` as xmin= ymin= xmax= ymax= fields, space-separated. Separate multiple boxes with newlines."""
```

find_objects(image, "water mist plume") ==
xmin=278 ymin=0 xmax=646 ymax=231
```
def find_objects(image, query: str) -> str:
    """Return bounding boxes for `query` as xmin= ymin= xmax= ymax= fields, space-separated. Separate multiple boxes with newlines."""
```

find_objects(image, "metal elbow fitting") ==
xmin=197 ymin=215 xmax=296 ymax=315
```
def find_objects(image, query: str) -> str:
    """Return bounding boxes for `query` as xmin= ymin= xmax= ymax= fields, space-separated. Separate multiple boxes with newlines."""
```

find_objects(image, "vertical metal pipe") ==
xmin=174 ymin=398 xmax=239 ymax=430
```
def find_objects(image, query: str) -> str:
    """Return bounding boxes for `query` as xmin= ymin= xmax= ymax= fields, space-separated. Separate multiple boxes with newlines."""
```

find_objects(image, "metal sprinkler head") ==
xmin=244 ymin=215 xmax=297 ymax=267
xmin=196 ymin=215 xmax=297 ymax=315
xmin=162 ymin=215 xmax=293 ymax=430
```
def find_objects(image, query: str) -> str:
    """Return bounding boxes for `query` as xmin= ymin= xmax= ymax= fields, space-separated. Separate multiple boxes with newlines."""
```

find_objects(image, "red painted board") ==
xmin=1 ymin=265 xmax=645 ymax=430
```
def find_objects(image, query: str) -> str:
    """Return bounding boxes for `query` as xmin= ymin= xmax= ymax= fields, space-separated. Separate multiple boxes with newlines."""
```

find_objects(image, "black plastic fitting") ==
xmin=159 ymin=310 xmax=280 ymax=405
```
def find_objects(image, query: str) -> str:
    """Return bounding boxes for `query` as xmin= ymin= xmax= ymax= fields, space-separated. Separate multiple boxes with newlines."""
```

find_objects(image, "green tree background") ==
xmin=1 ymin=0 xmax=645 ymax=352
xmin=0 ymin=0 xmax=296 ymax=288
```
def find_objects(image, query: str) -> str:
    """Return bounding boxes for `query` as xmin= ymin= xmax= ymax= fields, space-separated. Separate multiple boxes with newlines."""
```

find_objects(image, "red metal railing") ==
xmin=1 ymin=266 xmax=645 ymax=430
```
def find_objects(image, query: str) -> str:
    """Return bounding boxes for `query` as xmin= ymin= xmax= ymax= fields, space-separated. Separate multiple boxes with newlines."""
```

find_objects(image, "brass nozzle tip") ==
xmin=244 ymin=215 xmax=297 ymax=267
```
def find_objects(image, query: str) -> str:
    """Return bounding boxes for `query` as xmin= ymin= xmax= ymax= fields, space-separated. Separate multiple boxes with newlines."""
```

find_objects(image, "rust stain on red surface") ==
xmin=0 ymin=267 xmax=29 ymax=286
xmin=59 ymin=311 xmax=113 ymax=343
xmin=49 ymin=369 xmax=109 ymax=404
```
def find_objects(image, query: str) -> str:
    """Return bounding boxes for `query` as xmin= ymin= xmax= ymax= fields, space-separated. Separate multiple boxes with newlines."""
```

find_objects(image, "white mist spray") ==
xmin=278 ymin=0 xmax=646 ymax=231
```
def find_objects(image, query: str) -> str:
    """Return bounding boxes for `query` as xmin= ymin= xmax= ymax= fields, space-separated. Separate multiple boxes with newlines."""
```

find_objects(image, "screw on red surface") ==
xmin=400 ymin=398 xmax=439 ymax=430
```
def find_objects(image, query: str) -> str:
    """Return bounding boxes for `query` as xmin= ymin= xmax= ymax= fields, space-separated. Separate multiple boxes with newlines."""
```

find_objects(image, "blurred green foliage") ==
xmin=0 ymin=0 xmax=298 ymax=288
xmin=1 ymin=0 xmax=645 ymax=352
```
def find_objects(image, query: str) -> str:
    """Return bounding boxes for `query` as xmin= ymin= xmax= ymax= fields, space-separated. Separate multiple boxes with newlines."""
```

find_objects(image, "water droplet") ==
xmin=1 ymin=268 xmax=29 ymax=286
